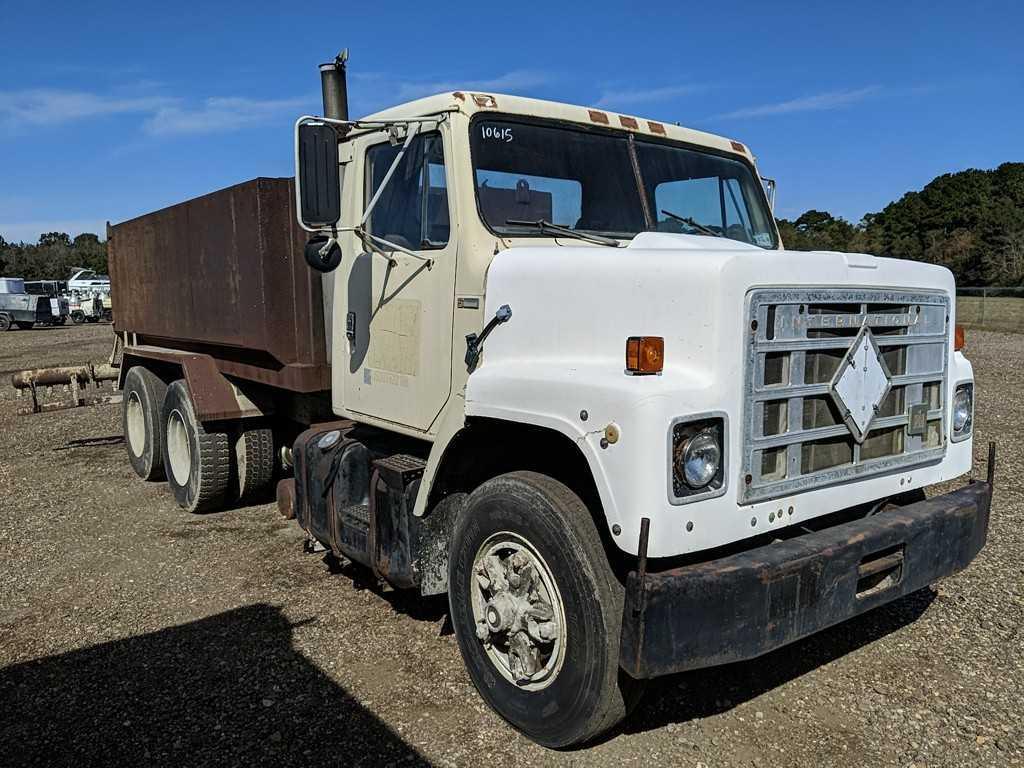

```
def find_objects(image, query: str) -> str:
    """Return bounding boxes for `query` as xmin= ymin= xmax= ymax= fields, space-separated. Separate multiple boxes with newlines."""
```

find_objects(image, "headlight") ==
xmin=952 ymin=384 xmax=973 ymax=439
xmin=670 ymin=416 xmax=726 ymax=503
xmin=682 ymin=429 xmax=721 ymax=488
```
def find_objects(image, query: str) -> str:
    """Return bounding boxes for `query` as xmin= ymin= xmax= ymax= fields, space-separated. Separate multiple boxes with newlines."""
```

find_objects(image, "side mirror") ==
xmin=304 ymin=234 xmax=342 ymax=273
xmin=297 ymin=122 xmax=341 ymax=227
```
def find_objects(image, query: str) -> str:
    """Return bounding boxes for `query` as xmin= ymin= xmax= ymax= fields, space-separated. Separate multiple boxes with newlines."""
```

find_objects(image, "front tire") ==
xmin=448 ymin=471 xmax=639 ymax=748
xmin=161 ymin=380 xmax=230 ymax=513
xmin=122 ymin=366 xmax=168 ymax=481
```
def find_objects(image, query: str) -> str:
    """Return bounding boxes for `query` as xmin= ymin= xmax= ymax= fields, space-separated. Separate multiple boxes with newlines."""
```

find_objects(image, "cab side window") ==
xmin=365 ymin=133 xmax=449 ymax=251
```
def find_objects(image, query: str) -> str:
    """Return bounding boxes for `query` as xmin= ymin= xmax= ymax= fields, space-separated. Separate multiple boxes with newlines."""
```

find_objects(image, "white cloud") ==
xmin=396 ymin=70 xmax=550 ymax=101
xmin=595 ymin=84 xmax=704 ymax=109
xmin=0 ymin=88 xmax=176 ymax=127
xmin=1 ymin=69 xmax=550 ymax=138
xmin=349 ymin=69 xmax=552 ymax=115
xmin=143 ymin=95 xmax=314 ymax=136
xmin=711 ymin=86 xmax=880 ymax=120
xmin=0 ymin=87 xmax=313 ymax=137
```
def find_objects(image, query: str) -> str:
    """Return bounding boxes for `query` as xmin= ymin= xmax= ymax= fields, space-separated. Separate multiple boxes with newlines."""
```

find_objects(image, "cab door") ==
xmin=338 ymin=127 xmax=457 ymax=433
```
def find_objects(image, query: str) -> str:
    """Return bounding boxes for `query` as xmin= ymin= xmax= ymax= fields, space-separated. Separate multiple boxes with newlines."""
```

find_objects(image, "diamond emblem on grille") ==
xmin=829 ymin=326 xmax=892 ymax=443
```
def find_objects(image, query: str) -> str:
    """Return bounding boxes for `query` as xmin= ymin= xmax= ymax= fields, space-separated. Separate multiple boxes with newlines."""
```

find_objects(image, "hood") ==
xmin=481 ymin=233 xmax=955 ymax=379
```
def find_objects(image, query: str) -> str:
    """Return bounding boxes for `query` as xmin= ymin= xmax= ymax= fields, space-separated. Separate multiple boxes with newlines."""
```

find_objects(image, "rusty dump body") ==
xmin=109 ymin=177 xmax=329 ymax=394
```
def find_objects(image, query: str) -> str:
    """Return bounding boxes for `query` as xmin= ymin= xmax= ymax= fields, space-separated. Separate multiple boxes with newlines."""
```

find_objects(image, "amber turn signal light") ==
xmin=954 ymin=324 xmax=965 ymax=352
xmin=626 ymin=336 xmax=664 ymax=374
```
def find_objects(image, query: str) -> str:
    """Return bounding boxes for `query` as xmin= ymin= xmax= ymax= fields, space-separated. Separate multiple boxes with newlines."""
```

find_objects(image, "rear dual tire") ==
xmin=232 ymin=423 xmax=275 ymax=502
xmin=123 ymin=366 xmax=168 ymax=481
xmin=124 ymin=369 xmax=275 ymax=511
xmin=162 ymin=380 xmax=231 ymax=514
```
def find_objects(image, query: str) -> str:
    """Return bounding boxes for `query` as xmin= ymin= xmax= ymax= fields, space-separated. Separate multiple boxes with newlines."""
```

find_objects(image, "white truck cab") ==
xmin=287 ymin=57 xmax=991 ymax=745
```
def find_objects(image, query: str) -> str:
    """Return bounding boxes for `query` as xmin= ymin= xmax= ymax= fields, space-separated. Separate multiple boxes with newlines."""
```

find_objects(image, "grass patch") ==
xmin=956 ymin=296 xmax=1024 ymax=333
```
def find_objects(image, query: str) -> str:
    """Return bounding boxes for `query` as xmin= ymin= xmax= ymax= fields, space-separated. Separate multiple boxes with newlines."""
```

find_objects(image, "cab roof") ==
xmin=362 ymin=91 xmax=755 ymax=163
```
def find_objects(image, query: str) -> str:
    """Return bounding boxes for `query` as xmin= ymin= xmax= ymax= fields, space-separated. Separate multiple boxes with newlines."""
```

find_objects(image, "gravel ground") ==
xmin=0 ymin=323 xmax=1021 ymax=767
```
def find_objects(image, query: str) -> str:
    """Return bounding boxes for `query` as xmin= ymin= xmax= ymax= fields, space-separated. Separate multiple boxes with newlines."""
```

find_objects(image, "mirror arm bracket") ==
xmin=354 ymin=227 xmax=434 ymax=269
xmin=465 ymin=304 xmax=512 ymax=371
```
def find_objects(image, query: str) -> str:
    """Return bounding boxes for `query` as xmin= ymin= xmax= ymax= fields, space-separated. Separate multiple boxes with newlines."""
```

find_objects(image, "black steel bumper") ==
xmin=620 ymin=445 xmax=995 ymax=679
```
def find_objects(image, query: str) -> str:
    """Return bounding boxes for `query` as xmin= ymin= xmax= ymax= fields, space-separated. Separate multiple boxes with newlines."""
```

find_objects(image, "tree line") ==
xmin=0 ymin=232 xmax=108 ymax=282
xmin=2 ymin=162 xmax=1022 ymax=286
xmin=775 ymin=162 xmax=1024 ymax=286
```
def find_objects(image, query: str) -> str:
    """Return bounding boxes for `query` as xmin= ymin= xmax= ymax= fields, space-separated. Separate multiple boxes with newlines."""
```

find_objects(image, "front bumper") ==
xmin=620 ymin=448 xmax=994 ymax=679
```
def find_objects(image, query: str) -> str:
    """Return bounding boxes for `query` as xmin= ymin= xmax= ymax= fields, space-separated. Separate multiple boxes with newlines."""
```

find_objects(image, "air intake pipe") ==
xmin=319 ymin=49 xmax=349 ymax=121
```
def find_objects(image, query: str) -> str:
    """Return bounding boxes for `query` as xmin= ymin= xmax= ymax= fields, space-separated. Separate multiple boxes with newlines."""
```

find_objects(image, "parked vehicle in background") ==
xmin=68 ymin=293 xmax=108 ymax=324
xmin=0 ymin=277 xmax=52 ymax=330
xmin=67 ymin=268 xmax=111 ymax=295
xmin=24 ymin=280 xmax=70 ymax=325
xmin=63 ymin=269 xmax=114 ymax=323
xmin=104 ymin=52 xmax=991 ymax=747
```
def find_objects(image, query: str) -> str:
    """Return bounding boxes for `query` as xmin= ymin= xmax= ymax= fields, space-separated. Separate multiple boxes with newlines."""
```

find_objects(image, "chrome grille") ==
xmin=740 ymin=288 xmax=949 ymax=504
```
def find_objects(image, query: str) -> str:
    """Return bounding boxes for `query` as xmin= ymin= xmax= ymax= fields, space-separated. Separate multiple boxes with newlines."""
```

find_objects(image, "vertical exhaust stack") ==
xmin=320 ymin=49 xmax=349 ymax=121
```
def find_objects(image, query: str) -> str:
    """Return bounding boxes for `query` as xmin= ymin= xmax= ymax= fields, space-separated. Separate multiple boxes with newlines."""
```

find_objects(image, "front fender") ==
xmin=465 ymin=360 xmax=712 ymax=555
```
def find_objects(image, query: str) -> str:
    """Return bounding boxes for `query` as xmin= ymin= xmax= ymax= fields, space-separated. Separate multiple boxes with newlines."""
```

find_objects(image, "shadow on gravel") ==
xmin=55 ymin=435 xmax=124 ymax=450
xmin=621 ymin=586 xmax=937 ymax=735
xmin=0 ymin=604 xmax=431 ymax=767
xmin=325 ymin=555 xmax=451 ymax=630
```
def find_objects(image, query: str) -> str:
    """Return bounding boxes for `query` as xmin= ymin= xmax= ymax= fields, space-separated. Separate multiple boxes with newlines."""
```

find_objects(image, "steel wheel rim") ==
xmin=166 ymin=409 xmax=191 ymax=486
xmin=125 ymin=391 xmax=145 ymax=458
xmin=470 ymin=531 xmax=567 ymax=691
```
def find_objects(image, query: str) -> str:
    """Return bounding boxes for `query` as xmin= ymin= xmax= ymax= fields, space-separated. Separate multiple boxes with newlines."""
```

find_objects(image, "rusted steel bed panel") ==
xmin=109 ymin=178 xmax=329 ymax=394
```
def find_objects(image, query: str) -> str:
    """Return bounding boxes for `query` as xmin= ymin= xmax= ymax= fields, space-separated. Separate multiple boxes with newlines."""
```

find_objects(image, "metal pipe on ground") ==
xmin=11 ymin=364 xmax=118 ymax=389
xmin=10 ymin=363 xmax=121 ymax=415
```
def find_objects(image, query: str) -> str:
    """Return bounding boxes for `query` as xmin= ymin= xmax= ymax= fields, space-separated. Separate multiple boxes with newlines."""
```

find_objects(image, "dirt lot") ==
xmin=1 ymin=323 xmax=1021 ymax=767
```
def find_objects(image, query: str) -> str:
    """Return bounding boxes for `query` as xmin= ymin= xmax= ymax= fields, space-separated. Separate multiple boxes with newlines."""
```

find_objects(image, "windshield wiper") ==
xmin=660 ymin=209 xmax=722 ymax=238
xmin=506 ymin=218 xmax=620 ymax=247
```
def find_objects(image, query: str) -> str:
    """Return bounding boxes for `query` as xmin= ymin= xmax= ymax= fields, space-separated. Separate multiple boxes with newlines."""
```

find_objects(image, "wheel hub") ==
xmin=125 ymin=391 xmax=145 ymax=458
xmin=471 ymin=534 xmax=566 ymax=690
xmin=166 ymin=409 xmax=192 ymax=486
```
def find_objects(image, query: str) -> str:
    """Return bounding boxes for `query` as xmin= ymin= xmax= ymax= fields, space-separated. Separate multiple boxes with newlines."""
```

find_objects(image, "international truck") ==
xmin=107 ymin=51 xmax=992 ymax=747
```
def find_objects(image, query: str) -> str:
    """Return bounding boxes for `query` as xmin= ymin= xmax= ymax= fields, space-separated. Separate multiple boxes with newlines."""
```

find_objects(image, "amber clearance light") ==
xmin=626 ymin=336 xmax=664 ymax=374
xmin=954 ymin=324 xmax=966 ymax=352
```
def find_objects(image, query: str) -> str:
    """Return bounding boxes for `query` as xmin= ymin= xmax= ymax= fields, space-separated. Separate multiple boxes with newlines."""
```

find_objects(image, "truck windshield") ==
xmin=470 ymin=118 xmax=778 ymax=249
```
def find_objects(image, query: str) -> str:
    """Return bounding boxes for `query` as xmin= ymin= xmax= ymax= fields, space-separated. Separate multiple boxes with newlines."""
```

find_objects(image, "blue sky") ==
xmin=1 ymin=0 xmax=1021 ymax=243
